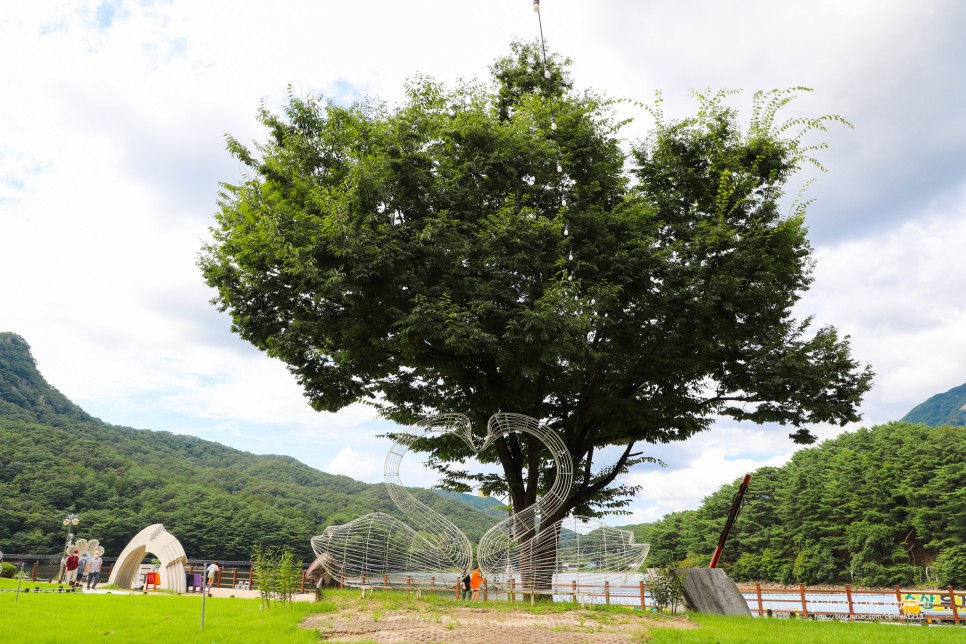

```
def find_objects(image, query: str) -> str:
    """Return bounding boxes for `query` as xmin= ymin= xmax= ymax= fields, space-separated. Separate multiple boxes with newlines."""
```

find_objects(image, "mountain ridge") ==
xmin=902 ymin=381 xmax=966 ymax=427
xmin=0 ymin=332 xmax=501 ymax=560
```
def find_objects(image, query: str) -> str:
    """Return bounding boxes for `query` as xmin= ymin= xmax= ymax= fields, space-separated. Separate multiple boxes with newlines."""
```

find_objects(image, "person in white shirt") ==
xmin=87 ymin=554 xmax=103 ymax=589
xmin=205 ymin=561 xmax=219 ymax=595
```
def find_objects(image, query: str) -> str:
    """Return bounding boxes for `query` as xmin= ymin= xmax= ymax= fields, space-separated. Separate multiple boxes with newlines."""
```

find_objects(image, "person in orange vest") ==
xmin=470 ymin=566 xmax=483 ymax=601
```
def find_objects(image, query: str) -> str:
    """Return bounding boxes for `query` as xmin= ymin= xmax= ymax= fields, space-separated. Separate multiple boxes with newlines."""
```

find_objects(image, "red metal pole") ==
xmin=709 ymin=474 xmax=751 ymax=569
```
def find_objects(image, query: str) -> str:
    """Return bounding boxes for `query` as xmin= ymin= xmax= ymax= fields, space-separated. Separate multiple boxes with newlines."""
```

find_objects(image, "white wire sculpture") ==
xmin=310 ymin=414 xmax=474 ymax=589
xmin=309 ymin=412 xmax=648 ymax=595
xmin=477 ymin=413 xmax=650 ymax=595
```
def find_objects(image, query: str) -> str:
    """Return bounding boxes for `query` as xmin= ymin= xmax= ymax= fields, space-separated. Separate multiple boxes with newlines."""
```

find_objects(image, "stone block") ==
xmin=680 ymin=568 xmax=752 ymax=616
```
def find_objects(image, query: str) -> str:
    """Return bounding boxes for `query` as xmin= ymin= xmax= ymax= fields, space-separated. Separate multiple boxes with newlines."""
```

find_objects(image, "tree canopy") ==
xmin=200 ymin=42 xmax=873 ymax=525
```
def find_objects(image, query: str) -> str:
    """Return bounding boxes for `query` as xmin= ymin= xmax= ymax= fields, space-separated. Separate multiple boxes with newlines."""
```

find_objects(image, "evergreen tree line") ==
xmin=0 ymin=334 xmax=503 ymax=561
xmin=0 ymin=413 xmax=503 ymax=562
xmin=626 ymin=422 xmax=966 ymax=586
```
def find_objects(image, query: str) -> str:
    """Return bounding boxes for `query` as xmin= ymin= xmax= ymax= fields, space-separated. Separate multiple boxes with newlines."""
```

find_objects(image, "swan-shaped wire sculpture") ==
xmin=477 ymin=413 xmax=650 ymax=596
xmin=310 ymin=414 xmax=474 ymax=589
xmin=309 ymin=411 xmax=649 ymax=595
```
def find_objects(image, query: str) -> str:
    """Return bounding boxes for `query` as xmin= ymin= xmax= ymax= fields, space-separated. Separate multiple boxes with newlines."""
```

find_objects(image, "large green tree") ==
xmin=200 ymin=43 xmax=872 ymax=529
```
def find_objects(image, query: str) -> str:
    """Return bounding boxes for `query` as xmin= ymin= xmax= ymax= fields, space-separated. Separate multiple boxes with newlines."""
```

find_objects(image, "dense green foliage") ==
xmin=902 ymin=382 xmax=966 ymax=427
xmin=200 ymin=41 xmax=872 ymax=526
xmin=434 ymin=489 xmax=507 ymax=517
xmin=0 ymin=561 xmax=15 ymax=578
xmin=934 ymin=545 xmax=966 ymax=588
xmin=0 ymin=333 xmax=503 ymax=560
xmin=626 ymin=421 xmax=966 ymax=586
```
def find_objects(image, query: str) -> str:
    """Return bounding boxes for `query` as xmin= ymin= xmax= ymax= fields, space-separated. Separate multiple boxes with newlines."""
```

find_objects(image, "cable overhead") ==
xmin=531 ymin=0 xmax=574 ymax=287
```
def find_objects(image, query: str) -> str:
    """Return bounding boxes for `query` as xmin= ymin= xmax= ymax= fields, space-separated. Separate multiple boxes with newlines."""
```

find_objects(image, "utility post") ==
xmin=55 ymin=513 xmax=79 ymax=582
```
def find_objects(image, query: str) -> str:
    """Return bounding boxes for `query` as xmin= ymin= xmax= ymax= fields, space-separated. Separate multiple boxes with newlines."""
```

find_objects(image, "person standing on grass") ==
xmin=471 ymin=566 xmax=482 ymax=601
xmin=87 ymin=553 xmax=103 ymax=589
xmin=76 ymin=552 xmax=89 ymax=587
xmin=461 ymin=571 xmax=472 ymax=600
xmin=205 ymin=561 xmax=219 ymax=595
xmin=64 ymin=550 xmax=79 ymax=586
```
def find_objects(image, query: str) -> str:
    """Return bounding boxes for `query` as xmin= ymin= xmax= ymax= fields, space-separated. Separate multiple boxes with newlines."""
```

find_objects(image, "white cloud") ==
xmin=325 ymin=447 xmax=385 ymax=482
xmin=802 ymin=191 xmax=966 ymax=423
xmin=324 ymin=445 xmax=444 ymax=488
xmin=2 ymin=0 xmax=965 ymax=526
xmin=612 ymin=423 xmax=802 ymax=524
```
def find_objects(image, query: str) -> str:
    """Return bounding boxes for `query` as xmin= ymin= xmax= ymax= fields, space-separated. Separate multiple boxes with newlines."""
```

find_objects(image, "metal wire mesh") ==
xmin=478 ymin=413 xmax=650 ymax=594
xmin=309 ymin=411 xmax=649 ymax=594
xmin=310 ymin=414 xmax=474 ymax=589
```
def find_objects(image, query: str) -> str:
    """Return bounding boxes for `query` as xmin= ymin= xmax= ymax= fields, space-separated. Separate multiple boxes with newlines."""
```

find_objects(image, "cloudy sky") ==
xmin=2 ymin=0 xmax=964 ymax=524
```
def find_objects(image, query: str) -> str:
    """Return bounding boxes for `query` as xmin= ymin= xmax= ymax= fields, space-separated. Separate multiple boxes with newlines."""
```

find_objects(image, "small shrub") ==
xmin=1 ymin=562 xmax=16 ymax=578
xmin=251 ymin=545 xmax=303 ymax=608
xmin=650 ymin=565 xmax=687 ymax=614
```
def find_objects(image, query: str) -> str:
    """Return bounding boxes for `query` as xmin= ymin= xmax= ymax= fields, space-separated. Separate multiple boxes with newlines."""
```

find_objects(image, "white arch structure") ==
xmin=108 ymin=524 xmax=189 ymax=593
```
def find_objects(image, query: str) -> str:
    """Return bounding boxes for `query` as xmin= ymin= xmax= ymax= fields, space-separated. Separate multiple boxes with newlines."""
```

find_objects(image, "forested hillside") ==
xmin=625 ymin=421 xmax=966 ymax=586
xmin=902 ymin=382 xmax=966 ymax=427
xmin=0 ymin=333 xmax=501 ymax=560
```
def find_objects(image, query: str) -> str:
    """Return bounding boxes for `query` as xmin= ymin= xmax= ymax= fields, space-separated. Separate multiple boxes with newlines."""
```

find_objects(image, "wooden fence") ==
xmin=737 ymin=583 xmax=963 ymax=624
xmin=6 ymin=557 xmax=963 ymax=624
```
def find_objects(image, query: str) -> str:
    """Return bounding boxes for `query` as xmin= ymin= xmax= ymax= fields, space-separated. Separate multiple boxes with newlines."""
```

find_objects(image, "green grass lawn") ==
xmin=2 ymin=579 xmax=964 ymax=643
xmin=0 ymin=580 xmax=336 ymax=643
xmin=650 ymin=612 xmax=966 ymax=643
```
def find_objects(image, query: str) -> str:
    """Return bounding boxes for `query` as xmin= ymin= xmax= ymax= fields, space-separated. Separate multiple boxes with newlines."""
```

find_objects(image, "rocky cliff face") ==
xmin=0 ymin=332 xmax=91 ymax=423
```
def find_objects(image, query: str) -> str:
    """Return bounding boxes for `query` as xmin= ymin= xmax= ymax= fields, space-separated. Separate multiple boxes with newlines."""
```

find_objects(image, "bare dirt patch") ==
xmin=303 ymin=606 xmax=694 ymax=643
